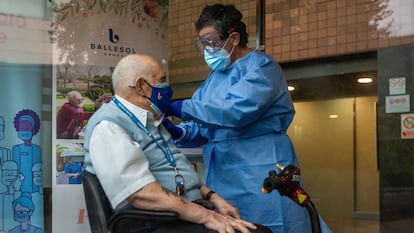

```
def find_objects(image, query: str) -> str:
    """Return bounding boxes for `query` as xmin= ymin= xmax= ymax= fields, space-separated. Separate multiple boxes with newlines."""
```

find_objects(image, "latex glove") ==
xmin=162 ymin=118 xmax=183 ymax=140
xmin=166 ymin=100 xmax=183 ymax=118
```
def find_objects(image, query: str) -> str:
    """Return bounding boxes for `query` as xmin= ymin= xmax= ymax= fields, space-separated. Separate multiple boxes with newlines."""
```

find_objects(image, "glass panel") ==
xmin=0 ymin=0 xmax=45 ymax=18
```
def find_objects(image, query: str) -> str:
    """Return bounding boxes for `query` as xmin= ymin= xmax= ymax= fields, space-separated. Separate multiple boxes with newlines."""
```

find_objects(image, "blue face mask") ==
xmin=145 ymin=81 xmax=173 ymax=117
xmin=15 ymin=211 xmax=30 ymax=222
xmin=18 ymin=130 xmax=32 ymax=141
xmin=203 ymin=36 xmax=235 ymax=71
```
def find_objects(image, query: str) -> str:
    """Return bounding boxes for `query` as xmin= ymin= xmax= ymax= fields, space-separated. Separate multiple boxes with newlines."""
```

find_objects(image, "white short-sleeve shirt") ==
xmin=89 ymin=97 xmax=157 ymax=209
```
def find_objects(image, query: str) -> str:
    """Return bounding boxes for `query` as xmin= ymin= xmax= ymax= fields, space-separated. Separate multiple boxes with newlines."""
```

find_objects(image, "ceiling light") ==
xmin=288 ymin=86 xmax=295 ymax=91
xmin=329 ymin=114 xmax=338 ymax=119
xmin=358 ymin=77 xmax=373 ymax=83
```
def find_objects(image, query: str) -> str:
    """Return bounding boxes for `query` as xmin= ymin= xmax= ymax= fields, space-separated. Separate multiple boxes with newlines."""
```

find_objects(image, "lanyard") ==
xmin=113 ymin=97 xmax=177 ymax=168
xmin=113 ymin=98 xmax=186 ymax=196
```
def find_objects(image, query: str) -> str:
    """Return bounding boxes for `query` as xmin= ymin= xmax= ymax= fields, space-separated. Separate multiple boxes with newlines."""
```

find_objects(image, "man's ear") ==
xmin=135 ymin=77 xmax=147 ymax=94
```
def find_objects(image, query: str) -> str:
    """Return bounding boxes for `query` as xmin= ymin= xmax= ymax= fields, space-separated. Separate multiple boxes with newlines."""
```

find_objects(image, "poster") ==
xmin=51 ymin=1 xmax=168 ymax=232
xmin=0 ymin=66 xmax=44 ymax=233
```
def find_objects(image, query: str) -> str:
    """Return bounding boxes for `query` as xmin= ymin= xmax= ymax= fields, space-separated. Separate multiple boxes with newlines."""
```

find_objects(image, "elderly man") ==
xmin=57 ymin=90 xmax=92 ymax=139
xmin=83 ymin=54 xmax=271 ymax=233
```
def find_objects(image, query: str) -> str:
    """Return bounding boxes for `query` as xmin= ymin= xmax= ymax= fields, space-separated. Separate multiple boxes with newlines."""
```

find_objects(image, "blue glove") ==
xmin=162 ymin=118 xmax=183 ymax=140
xmin=166 ymin=101 xmax=183 ymax=118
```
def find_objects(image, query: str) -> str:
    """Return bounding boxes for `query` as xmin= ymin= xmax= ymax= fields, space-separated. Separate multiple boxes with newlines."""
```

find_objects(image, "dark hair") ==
xmin=195 ymin=4 xmax=248 ymax=47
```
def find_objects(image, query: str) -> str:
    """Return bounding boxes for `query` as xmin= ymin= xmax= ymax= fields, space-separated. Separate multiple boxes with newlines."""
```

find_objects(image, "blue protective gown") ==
xmin=176 ymin=50 xmax=332 ymax=233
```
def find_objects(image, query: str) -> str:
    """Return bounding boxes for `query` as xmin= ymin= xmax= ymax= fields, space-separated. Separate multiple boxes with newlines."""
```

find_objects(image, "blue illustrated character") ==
xmin=1 ymin=160 xmax=23 ymax=232
xmin=29 ymin=163 xmax=43 ymax=227
xmin=7 ymin=192 xmax=42 ymax=233
xmin=0 ymin=116 xmax=11 ymax=165
xmin=1 ymin=161 xmax=23 ymax=197
xmin=12 ymin=110 xmax=41 ymax=194
xmin=0 ymin=115 xmax=12 ymax=233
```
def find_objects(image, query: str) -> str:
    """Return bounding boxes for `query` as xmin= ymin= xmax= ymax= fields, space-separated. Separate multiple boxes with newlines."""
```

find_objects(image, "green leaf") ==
xmin=100 ymin=0 xmax=107 ymax=13
xmin=74 ymin=1 xmax=80 ymax=12
xmin=89 ymin=0 xmax=97 ymax=9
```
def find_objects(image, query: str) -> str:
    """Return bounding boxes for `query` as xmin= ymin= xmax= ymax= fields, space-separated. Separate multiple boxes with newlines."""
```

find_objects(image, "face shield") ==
xmin=195 ymin=31 xmax=227 ymax=55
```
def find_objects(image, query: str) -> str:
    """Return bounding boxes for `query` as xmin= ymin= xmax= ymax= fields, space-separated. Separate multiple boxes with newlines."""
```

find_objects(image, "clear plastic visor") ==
xmin=194 ymin=31 xmax=227 ymax=55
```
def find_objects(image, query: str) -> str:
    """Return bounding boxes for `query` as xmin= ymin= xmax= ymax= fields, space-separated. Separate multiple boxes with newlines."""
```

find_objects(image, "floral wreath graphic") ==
xmin=50 ymin=0 xmax=168 ymax=38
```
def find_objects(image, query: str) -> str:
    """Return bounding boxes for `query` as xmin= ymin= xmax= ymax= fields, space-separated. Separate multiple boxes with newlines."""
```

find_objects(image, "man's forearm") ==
xmin=127 ymin=182 xmax=212 ymax=225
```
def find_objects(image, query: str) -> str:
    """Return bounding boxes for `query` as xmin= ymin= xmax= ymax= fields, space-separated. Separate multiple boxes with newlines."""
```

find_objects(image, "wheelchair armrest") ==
xmin=108 ymin=208 xmax=178 ymax=231
xmin=112 ymin=208 xmax=178 ymax=221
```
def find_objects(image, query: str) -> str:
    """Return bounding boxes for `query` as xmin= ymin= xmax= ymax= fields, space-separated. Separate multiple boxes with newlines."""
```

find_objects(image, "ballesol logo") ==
xmin=90 ymin=28 xmax=136 ymax=56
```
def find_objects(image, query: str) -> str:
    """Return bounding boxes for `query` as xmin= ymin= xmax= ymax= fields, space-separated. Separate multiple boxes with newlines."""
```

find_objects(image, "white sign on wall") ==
xmin=385 ymin=94 xmax=410 ymax=113
xmin=389 ymin=77 xmax=406 ymax=95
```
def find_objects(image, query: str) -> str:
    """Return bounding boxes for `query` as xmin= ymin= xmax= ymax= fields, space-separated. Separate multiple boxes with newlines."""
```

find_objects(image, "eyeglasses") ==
xmin=33 ymin=171 xmax=42 ymax=177
xmin=195 ymin=31 xmax=227 ymax=55
xmin=2 ymin=171 xmax=17 ymax=176
xmin=15 ymin=210 xmax=30 ymax=214
xmin=129 ymin=76 xmax=167 ymax=89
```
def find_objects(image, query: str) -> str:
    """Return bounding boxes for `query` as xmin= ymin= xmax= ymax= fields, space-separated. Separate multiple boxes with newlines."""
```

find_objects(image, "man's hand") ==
xmin=129 ymin=183 xmax=256 ymax=233
xmin=202 ymin=210 xmax=257 ymax=233
xmin=208 ymin=192 xmax=241 ymax=219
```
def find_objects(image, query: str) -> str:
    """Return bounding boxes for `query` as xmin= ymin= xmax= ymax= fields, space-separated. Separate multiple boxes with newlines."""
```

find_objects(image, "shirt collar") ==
xmin=114 ymin=95 xmax=162 ymax=127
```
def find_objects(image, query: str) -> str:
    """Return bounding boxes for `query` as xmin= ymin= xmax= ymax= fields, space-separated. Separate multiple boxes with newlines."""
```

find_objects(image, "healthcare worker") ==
xmin=163 ymin=4 xmax=332 ymax=233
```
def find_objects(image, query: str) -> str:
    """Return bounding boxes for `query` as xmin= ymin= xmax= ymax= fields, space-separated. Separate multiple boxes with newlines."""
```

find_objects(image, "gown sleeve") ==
xmin=182 ymin=55 xmax=284 ymax=128
xmin=174 ymin=120 xmax=208 ymax=148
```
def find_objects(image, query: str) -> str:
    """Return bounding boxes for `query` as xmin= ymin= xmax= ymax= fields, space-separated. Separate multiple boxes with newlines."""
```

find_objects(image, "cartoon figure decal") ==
xmin=8 ymin=192 xmax=42 ymax=233
xmin=0 ymin=111 xmax=43 ymax=233
xmin=12 ymin=110 xmax=41 ymax=194
xmin=0 ymin=116 xmax=11 ymax=166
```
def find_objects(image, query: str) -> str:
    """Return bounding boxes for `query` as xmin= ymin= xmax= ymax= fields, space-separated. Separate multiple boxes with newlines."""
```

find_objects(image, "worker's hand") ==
xmin=165 ymin=101 xmax=183 ymax=118
xmin=162 ymin=118 xmax=183 ymax=140
xmin=203 ymin=210 xmax=256 ymax=233
xmin=208 ymin=192 xmax=241 ymax=219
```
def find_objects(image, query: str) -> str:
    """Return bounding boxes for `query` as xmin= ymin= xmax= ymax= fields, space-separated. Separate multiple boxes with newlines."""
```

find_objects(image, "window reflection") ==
xmin=370 ymin=0 xmax=414 ymax=37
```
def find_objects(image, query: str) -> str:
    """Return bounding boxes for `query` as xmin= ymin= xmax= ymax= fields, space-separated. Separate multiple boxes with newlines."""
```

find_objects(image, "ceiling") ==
xmin=287 ymin=71 xmax=377 ymax=101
